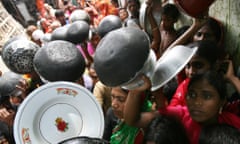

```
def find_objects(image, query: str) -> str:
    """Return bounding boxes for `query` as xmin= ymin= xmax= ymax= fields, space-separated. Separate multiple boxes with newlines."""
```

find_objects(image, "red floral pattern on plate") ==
xmin=57 ymin=88 xmax=78 ymax=96
xmin=55 ymin=117 xmax=69 ymax=132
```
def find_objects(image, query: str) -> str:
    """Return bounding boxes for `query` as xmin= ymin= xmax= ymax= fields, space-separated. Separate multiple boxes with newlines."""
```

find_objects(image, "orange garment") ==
xmin=36 ymin=0 xmax=45 ymax=17
xmin=93 ymin=0 xmax=118 ymax=27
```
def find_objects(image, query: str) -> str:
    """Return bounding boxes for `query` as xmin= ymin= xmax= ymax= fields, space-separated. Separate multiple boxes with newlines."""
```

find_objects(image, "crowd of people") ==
xmin=1 ymin=0 xmax=240 ymax=143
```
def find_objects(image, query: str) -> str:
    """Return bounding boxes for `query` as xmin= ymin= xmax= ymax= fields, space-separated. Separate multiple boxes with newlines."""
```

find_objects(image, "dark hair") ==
xmin=205 ymin=17 xmax=223 ymax=44
xmin=55 ymin=9 xmax=65 ymax=17
xmin=187 ymin=40 xmax=220 ymax=67
xmin=144 ymin=115 xmax=190 ymax=144
xmin=188 ymin=70 xmax=226 ymax=100
xmin=161 ymin=4 xmax=180 ymax=21
xmin=199 ymin=124 xmax=240 ymax=144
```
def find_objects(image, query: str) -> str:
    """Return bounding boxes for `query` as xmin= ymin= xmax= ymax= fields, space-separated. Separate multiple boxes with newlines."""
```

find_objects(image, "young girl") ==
xmin=169 ymin=40 xmax=220 ymax=106
xmin=124 ymin=71 xmax=240 ymax=144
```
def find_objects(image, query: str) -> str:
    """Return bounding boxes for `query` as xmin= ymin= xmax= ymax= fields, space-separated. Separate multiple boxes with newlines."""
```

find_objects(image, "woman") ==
xmin=124 ymin=71 xmax=240 ymax=144
xmin=105 ymin=87 xmax=152 ymax=144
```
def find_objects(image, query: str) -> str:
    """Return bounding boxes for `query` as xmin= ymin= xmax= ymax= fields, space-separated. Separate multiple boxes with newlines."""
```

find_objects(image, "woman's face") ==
xmin=186 ymin=79 xmax=224 ymax=124
xmin=111 ymin=87 xmax=128 ymax=119
xmin=185 ymin=55 xmax=211 ymax=78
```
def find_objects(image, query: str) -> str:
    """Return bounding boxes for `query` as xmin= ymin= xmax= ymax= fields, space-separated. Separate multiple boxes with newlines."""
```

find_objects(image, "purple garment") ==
xmin=77 ymin=42 xmax=95 ymax=58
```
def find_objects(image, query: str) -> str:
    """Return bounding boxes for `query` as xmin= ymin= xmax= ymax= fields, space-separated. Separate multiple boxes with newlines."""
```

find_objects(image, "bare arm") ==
xmin=145 ymin=1 xmax=161 ymax=58
xmin=124 ymin=75 xmax=158 ymax=128
xmin=168 ymin=17 xmax=208 ymax=49
xmin=224 ymin=60 xmax=240 ymax=94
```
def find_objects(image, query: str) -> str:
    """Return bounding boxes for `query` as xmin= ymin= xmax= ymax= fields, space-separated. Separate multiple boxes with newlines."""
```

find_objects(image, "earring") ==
xmin=219 ymin=107 xmax=223 ymax=114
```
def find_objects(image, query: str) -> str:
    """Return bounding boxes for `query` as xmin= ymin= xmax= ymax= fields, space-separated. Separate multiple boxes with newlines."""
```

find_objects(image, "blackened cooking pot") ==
xmin=33 ymin=40 xmax=86 ymax=82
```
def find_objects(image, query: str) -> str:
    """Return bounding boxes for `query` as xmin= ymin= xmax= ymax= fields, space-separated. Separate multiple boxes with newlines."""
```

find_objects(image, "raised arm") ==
xmin=124 ymin=75 xmax=158 ymax=128
xmin=224 ymin=60 xmax=240 ymax=94
xmin=145 ymin=0 xmax=161 ymax=58
xmin=168 ymin=16 xmax=208 ymax=49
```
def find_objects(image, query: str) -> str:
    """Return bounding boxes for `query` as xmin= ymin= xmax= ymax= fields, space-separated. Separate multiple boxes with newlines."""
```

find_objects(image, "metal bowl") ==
xmin=139 ymin=0 xmax=162 ymax=38
xmin=151 ymin=45 xmax=197 ymax=91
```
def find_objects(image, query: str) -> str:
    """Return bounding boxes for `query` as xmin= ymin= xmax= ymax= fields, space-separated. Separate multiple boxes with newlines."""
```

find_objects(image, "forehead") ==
xmin=197 ymin=25 xmax=213 ymax=34
xmin=119 ymin=9 xmax=127 ymax=13
xmin=188 ymin=79 xmax=219 ymax=93
xmin=111 ymin=87 xmax=128 ymax=96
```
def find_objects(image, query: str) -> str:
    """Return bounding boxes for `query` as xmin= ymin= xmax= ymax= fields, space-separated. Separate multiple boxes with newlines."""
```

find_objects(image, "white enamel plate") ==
xmin=14 ymin=81 xmax=104 ymax=144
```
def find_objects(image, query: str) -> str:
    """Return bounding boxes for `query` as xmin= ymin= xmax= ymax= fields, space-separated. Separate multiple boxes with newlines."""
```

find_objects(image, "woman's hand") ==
xmin=130 ymin=74 xmax=152 ymax=93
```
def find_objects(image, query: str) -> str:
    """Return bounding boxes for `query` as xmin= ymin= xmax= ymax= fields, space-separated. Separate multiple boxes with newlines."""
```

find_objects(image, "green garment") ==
xmin=110 ymin=91 xmax=152 ymax=144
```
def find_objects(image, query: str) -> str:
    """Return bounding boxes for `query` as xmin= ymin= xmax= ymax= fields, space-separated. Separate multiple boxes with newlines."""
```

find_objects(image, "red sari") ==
xmin=169 ymin=78 xmax=190 ymax=106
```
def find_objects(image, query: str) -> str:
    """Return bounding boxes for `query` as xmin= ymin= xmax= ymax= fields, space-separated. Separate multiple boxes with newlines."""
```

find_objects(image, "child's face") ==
xmin=127 ymin=1 xmax=139 ymax=14
xmin=111 ymin=87 xmax=128 ymax=119
xmin=193 ymin=25 xmax=217 ymax=42
xmin=185 ymin=55 xmax=211 ymax=78
xmin=186 ymin=79 xmax=223 ymax=124
xmin=119 ymin=9 xmax=128 ymax=21
xmin=161 ymin=15 xmax=175 ymax=30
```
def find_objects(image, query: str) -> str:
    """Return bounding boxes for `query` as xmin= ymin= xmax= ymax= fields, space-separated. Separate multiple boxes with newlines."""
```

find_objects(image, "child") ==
xmin=199 ymin=124 xmax=240 ymax=144
xmin=159 ymin=3 xmax=180 ymax=56
xmin=143 ymin=115 xmax=190 ymax=144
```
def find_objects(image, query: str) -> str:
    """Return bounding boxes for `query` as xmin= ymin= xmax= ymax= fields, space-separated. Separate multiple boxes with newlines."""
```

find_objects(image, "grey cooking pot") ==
xmin=33 ymin=40 xmax=86 ymax=82
xmin=51 ymin=21 xmax=89 ymax=44
xmin=0 ymin=71 xmax=23 ymax=97
xmin=66 ymin=21 xmax=90 ymax=44
xmin=69 ymin=9 xmax=91 ymax=24
xmin=97 ymin=15 xmax=122 ymax=38
xmin=1 ymin=37 xmax=40 ymax=74
xmin=94 ymin=27 xmax=151 ymax=88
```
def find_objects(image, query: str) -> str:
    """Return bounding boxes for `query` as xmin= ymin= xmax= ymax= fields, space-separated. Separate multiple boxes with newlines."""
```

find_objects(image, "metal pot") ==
xmin=174 ymin=0 xmax=216 ymax=18
xmin=94 ymin=27 xmax=150 ymax=88
xmin=58 ymin=136 xmax=109 ymax=144
xmin=33 ymin=40 xmax=86 ymax=82
xmin=97 ymin=15 xmax=122 ymax=38
xmin=121 ymin=49 xmax=156 ymax=90
xmin=51 ymin=21 xmax=90 ymax=44
xmin=1 ymin=38 xmax=40 ymax=74
xmin=69 ymin=9 xmax=91 ymax=24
